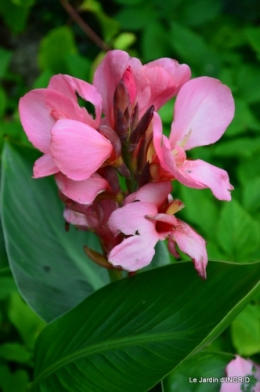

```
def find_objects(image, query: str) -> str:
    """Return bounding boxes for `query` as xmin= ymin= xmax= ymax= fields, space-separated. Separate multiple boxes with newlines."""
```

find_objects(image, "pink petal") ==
xmin=220 ymin=356 xmax=260 ymax=392
xmin=175 ymin=159 xmax=233 ymax=201
xmin=33 ymin=153 xmax=59 ymax=178
xmin=50 ymin=119 xmax=113 ymax=181
xmin=109 ymin=235 xmax=158 ymax=271
xmin=149 ymin=213 xmax=178 ymax=227
xmin=171 ymin=219 xmax=208 ymax=279
xmin=170 ymin=77 xmax=235 ymax=150
xmin=125 ymin=181 xmax=172 ymax=208
xmin=48 ymin=74 xmax=102 ymax=128
xmin=143 ymin=59 xmax=191 ymax=110
xmin=55 ymin=173 xmax=108 ymax=204
xmin=152 ymin=115 xmax=233 ymax=201
xmin=122 ymin=67 xmax=137 ymax=104
xmin=19 ymin=89 xmax=89 ymax=153
xmin=63 ymin=208 xmax=89 ymax=227
xmin=152 ymin=112 xmax=176 ymax=174
xmin=93 ymin=50 xmax=133 ymax=126
xmin=108 ymin=202 xmax=158 ymax=236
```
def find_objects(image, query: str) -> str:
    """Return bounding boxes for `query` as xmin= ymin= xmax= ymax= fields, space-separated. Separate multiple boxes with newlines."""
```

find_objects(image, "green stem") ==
xmin=108 ymin=269 xmax=123 ymax=282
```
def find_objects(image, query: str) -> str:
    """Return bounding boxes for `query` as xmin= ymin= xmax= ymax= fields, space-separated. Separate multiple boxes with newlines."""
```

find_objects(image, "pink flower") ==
xmin=93 ymin=50 xmax=191 ymax=127
xmin=220 ymin=356 xmax=260 ymax=392
xmin=152 ymin=77 xmax=235 ymax=200
xmin=108 ymin=182 xmax=207 ymax=277
xmin=19 ymin=75 xmax=113 ymax=203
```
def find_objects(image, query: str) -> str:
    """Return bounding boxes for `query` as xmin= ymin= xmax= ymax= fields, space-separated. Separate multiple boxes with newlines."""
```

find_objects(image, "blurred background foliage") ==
xmin=1 ymin=0 xmax=260 ymax=390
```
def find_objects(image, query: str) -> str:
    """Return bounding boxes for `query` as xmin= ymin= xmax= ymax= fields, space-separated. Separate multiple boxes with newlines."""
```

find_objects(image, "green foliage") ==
xmin=38 ymin=26 xmax=77 ymax=74
xmin=231 ymin=303 xmax=260 ymax=356
xmin=29 ymin=261 xmax=260 ymax=391
xmin=217 ymin=200 xmax=260 ymax=262
xmin=164 ymin=351 xmax=233 ymax=391
xmin=1 ymin=142 xmax=110 ymax=322
xmin=0 ymin=0 xmax=32 ymax=33
xmin=1 ymin=0 xmax=260 ymax=389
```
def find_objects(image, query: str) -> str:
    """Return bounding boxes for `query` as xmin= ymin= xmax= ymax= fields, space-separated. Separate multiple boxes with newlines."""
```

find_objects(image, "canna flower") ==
xmin=19 ymin=75 xmax=113 ymax=204
xmin=152 ymin=77 xmax=235 ymax=200
xmin=220 ymin=356 xmax=260 ymax=392
xmin=93 ymin=50 xmax=191 ymax=128
xmin=108 ymin=182 xmax=207 ymax=278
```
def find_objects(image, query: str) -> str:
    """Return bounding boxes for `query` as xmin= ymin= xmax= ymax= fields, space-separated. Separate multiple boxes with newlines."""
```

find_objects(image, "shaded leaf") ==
xmin=1 ymin=142 xmax=109 ymax=322
xmin=0 ymin=343 xmax=32 ymax=365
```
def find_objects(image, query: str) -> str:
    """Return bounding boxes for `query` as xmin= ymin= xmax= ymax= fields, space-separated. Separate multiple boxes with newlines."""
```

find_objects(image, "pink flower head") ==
xmin=108 ymin=182 xmax=207 ymax=277
xmin=93 ymin=50 xmax=191 ymax=127
xmin=220 ymin=356 xmax=260 ymax=392
xmin=19 ymin=75 xmax=113 ymax=203
xmin=152 ymin=77 xmax=235 ymax=200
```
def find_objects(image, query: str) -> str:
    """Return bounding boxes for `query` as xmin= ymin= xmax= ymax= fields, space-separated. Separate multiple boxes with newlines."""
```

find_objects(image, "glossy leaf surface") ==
xmin=30 ymin=261 xmax=260 ymax=391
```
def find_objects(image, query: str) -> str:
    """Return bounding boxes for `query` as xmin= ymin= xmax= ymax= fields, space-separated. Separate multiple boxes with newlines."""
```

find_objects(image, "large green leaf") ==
xmin=1 ymin=142 xmax=109 ymax=322
xmin=29 ymin=261 xmax=260 ymax=392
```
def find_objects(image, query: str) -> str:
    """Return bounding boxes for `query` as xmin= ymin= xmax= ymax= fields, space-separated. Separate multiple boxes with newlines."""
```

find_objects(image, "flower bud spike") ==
xmin=98 ymin=166 xmax=120 ymax=195
xmin=137 ymin=162 xmax=151 ymax=188
xmin=115 ymin=162 xmax=131 ymax=179
xmin=113 ymin=79 xmax=130 ymax=113
xmin=99 ymin=125 xmax=122 ymax=159
xmin=130 ymin=105 xmax=154 ymax=147
xmin=114 ymin=107 xmax=128 ymax=143
xmin=130 ymin=103 xmax=139 ymax=132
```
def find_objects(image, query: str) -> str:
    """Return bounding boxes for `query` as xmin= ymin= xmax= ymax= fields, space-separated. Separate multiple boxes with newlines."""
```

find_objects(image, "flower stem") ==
xmin=108 ymin=269 xmax=123 ymax=282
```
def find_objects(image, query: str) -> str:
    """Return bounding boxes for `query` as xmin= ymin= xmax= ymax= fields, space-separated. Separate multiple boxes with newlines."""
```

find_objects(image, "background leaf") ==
xmin=163 ymin=351 xmax=233 ymax=391
xmin=1 ymin=142 xmax=109 ymax=322
xmin=231 ymin=303 xmax=260 ymax=355
xmin=217 ymin=199 xmax=260 ymax=262
xmin=29 ymin=261 xmax=260 ymax=392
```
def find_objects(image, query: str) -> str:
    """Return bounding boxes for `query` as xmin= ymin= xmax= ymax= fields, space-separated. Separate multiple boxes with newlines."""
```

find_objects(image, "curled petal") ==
xmin=33 ymin=153 xmax=59 ymax=178
xmin=55 ymin=173 xmax=108 ymax=204
xmin=48 ymin=74 xmax=102 ymax=128
xmin=93 ymin=50 xmax=133 ymax=126
xmin=170 ymin=219 xmax=208 ymax=279
xmin=19 ymin=88 xmax=94 ymax=153
xmin=175 ymin=159 xmax=233 ymax=201
xmin=125 ymin=181 xmax=172 ymax=208
xmin=122 ymin=66 xmax=137 ymax=104
xmin=143 ymin=59 xmax=191 ymax=111
xmin=170 ymin=77 xmax=235 ymax=150
xmin=153 ymin=113 xmax=233 ymax=201
xmin=64 ymin=208 xmax=89 ymax=227
xmin=108 ymin=202 xmax=158 ymax=236
xmin=108 ymin=235 xmax=158 ymax=271
xmin=50 ymin=119 xmax=113 ymax=181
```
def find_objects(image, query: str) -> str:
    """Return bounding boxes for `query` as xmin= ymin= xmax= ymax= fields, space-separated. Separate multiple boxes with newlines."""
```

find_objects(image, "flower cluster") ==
xmin=19 ymin=50 xmax=234 ymax=279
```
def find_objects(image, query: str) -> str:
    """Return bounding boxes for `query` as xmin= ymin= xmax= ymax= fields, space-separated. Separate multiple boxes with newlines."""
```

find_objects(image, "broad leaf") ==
xmin=1 ymin=142 xmax=109 ymax=322
xmin=29 ymin=261 xmax=260 ymax=392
